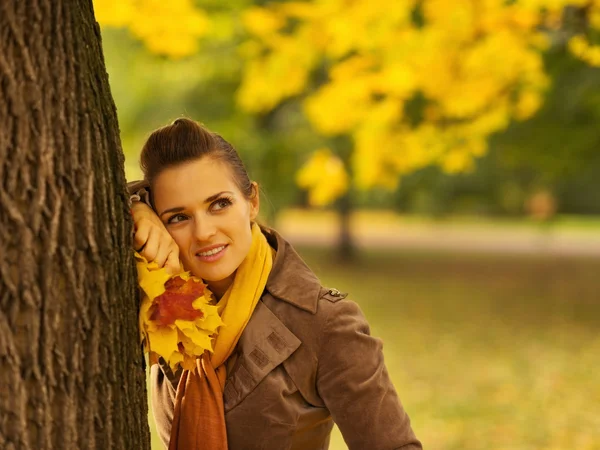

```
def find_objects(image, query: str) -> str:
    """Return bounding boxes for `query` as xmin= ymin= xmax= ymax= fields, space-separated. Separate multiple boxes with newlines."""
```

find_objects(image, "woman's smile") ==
xmin=195 ymin=244 xmax=228 ymax=262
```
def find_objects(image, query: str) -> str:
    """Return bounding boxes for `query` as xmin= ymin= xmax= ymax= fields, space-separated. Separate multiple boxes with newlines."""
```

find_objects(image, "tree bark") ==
xmin=336 ymin=190 xmax=355 ymax=261
xmin=0 ymin=1 xmax=150 ymax=449
xmin=334 ymin=136 xmax=355 ymax=261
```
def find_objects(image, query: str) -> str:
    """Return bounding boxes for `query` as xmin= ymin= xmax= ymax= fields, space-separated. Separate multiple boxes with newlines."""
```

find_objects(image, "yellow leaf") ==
xmin=197 ymin=309 xmax=224 ymax=331
xmin=148 ymin=326 xmax=178 ymax=361
xmin=168 ymin=351 xmax=184 ymax=369
xmin=174 ymin=319 xmax=196 ymax=331
xmin=135 ymin=252 xmax=170 ymax=300
xmin=179 ymin=327 xmax=215 ymax=353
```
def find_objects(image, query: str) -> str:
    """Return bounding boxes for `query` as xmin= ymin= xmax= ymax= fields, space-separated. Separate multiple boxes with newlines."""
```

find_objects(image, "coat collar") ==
xmin=261 ymin=226 xmax=321 ymax=314
xmin=223 ymin=300 xmax=301 ymax=412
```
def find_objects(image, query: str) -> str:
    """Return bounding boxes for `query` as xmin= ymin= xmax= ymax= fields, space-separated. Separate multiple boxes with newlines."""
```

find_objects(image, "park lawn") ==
xmin=149 ymin=247 xmax=600 ymax=450
xmin=304 ymin=247 xmax=600 ymax=450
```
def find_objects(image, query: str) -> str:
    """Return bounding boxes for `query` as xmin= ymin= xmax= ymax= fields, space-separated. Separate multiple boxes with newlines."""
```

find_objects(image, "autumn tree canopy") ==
xmin=95 ymin=0 xmax=600 ymax=206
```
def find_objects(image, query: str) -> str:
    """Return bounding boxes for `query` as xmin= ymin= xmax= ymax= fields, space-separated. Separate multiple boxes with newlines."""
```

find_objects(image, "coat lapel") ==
xmin=223 ymin=300 xmax=301 ymax=412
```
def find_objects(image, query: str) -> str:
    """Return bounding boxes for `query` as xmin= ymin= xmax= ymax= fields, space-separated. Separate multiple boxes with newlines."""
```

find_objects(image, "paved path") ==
xmin=276 ymin=213 xmax=600 ymax=257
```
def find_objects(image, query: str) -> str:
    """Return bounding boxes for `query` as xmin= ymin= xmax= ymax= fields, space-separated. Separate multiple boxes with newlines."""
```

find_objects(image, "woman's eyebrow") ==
xmin=159 ymin=191 xmax=234 ymax=218
xmin=204 ymin=191 xmax=233 ymax=204
xmin=159 ymin=206 xmax=185 ymax=218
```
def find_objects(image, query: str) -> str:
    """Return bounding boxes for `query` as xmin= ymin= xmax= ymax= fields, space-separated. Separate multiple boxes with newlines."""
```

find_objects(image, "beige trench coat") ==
xmin=150 ymin=227 xmax=422 ymax=450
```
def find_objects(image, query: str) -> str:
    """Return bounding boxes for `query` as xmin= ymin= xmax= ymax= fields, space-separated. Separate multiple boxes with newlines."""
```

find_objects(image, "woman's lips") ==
xmin=195 ymin=244 xmax=228 ymax=263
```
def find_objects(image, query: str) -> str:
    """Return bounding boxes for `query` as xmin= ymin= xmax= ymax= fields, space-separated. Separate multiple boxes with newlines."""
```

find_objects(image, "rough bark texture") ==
xmin=0 ymin=1 xmax=150 ymax=449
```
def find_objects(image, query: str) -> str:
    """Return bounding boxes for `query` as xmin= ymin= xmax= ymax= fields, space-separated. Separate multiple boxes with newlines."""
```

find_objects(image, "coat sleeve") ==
xmin=316 ymin=298 xmax=422 ymax=450
xmin=130 ymin=181 xmax=173 ymax=446
xmin=127 ymin=179 xmax=152 ymax=208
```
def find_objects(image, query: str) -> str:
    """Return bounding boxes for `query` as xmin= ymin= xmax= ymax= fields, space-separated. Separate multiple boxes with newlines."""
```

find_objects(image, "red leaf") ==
xmin=150 ymin=276 xmax=206 ymax=326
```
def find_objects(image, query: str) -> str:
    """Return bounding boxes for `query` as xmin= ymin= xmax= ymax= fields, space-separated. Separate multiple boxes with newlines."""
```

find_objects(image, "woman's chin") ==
xmin=190 ymin=266 xmax=235 ymax=285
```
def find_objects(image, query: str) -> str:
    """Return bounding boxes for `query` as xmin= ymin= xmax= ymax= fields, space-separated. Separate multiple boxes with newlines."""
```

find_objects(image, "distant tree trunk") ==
xmin=337 ymin=190 xmax=355 ymax=261
xmin=0 ymin=1 xmax=150 ymax=449
xmin=335 ymin=136 xmax=355 ymax=261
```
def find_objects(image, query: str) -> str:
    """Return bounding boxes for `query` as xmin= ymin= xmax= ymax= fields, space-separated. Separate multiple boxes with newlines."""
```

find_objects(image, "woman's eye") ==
xmin=167 ymin=213 xmax=188 ymax=224
xmin=212 ymin=197 xmax=233 ymax=212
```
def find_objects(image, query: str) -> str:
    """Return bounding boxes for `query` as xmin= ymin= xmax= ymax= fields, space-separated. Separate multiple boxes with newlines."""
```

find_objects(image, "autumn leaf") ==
xmin=149 ymin=276 xmax=206 ymax=326
xmin=150 ymin=326 xmax=179 ymax=362
xmin=135 ymin=252 xmax=223 ymax=371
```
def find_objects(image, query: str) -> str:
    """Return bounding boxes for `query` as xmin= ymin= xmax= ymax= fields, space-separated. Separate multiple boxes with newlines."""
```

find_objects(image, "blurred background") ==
xmin=95 ymin=1 xmax=600 ymax=448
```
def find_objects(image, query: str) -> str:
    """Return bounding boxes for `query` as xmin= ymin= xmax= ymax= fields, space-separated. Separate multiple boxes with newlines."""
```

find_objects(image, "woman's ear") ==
xmin=249 ymin=182 xmax=260 ymax=221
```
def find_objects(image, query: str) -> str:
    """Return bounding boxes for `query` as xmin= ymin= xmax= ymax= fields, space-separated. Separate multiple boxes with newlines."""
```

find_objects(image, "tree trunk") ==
xmin=337 ymin=190 xmax=355 ymax=261
xmin=0 ymin=1 xmax=150 ymax=449
xmin=334 ymin=136 xmax=355 ymax=261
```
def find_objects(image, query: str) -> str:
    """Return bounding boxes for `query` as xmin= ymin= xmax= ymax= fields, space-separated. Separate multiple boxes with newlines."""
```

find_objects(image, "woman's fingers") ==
xmin=151 ymin=240 xmax=181 ymax=273
xmin=164 ymin=246 xmax=181 ymax=276
xmin=139 ymin=226 xmax=160 ymax=262
xmin=133 ymin=221 xmax=150 ymax=252
xmin=136 ymin=224 xmax=180 ymax=272
xmin=131 ymin=207 xmax=181 ymax=272
xmin=152 ymin=239 xmax=171 ymax=269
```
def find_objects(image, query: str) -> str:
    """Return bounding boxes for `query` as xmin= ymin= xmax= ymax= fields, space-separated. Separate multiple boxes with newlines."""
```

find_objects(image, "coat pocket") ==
xmin=223 ymin=301 xmax=301 ymax=412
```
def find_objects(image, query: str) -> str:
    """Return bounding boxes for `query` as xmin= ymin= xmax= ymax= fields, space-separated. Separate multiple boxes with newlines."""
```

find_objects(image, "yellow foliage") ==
xmin=94 ymin=0 xmax=209 ymax=58
xmin=569 ymin=35 xmax=600 ymax=67
xmin=242 ymin=7 xmax=286 ymax=38
xmin=98 ymin=0 xmax=600 ymax=202
xmin=296 ymin=148 xmax=349 ymax=205
xmin=237 ymin=0 xmax=598 ymax=200
xmin=237 ymin=27 xmax=319 ymax=113
xmin=94 ymin=0 xmax=135 ymax=27
xmin=591 ymin=8 xmax=600 ymax=29
xmin=441 ymin=149 xmax=475 ymax=174
xmin=514 ymin=90 xmax=544 ymax=120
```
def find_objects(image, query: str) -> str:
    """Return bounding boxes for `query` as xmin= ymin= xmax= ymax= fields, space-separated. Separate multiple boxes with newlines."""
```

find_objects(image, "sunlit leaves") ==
xmin=135 ymin=253 xmax=223 ymax=371
xmin=569 ymin=35 xmax=600 ymax=67
xmin=237 ymin=0 xmax=600 ymax=204
xmin=242 ymin=6 xmax=286 ymax=37
xmin=95 ymin=0 xmax=209 ymax=57
xmin=95 ymin=0 xmax=600 ymax=204
xmin=296 ymin=148 xmax=349 ymax=206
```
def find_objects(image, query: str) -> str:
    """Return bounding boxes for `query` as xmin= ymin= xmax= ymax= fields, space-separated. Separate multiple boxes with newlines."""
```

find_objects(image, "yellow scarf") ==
xmin=169 ymin=223 xmax=273 ymax=450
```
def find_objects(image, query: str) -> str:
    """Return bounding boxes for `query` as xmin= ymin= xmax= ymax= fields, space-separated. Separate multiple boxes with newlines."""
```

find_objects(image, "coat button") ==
xmin=328 ymin=288 xmax=341 ymax=296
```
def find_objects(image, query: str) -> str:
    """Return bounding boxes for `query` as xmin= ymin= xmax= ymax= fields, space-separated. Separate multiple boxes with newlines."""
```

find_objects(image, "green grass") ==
xmin=300 ymin=247 xmax=600 ymax=450
xmin=148 ymin=247 xmax=600 ymax=449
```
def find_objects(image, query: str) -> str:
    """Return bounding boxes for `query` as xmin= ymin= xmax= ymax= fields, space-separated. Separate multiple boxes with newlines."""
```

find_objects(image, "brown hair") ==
xmin=140 ymin=118 xmax=255 ymax=199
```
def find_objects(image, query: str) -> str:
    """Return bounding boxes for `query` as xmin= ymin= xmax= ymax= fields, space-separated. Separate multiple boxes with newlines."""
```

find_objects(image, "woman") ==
xmin=129 ymin=118 xmax=422 ymax=450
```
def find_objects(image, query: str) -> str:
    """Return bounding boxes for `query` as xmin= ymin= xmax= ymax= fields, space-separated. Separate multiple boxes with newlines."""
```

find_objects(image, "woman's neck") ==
xmin=207 ymin=272 xmax=235 ymax=301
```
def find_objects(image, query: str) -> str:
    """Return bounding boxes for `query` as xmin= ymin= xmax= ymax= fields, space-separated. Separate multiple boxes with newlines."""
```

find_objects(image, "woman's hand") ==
xmin=132 ymin=201 xmax=181 ymax=275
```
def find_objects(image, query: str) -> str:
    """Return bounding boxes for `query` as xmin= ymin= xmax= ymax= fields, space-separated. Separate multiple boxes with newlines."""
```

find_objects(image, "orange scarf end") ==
xmin=169 ymin=352 xmax=228 ymax=450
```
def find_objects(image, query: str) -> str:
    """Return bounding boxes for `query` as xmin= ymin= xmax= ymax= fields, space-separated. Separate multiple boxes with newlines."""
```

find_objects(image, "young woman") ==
xmin=129 ymin=118 xmax=422 ymax=450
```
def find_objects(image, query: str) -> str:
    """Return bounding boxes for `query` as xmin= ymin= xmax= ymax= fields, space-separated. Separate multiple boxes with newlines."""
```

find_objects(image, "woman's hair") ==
xmin=140 ymin=118 xmax=255 ymax=199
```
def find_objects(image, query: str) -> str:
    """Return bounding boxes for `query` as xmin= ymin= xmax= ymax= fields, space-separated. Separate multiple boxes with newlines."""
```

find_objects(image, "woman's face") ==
xmin=152 ymin=157 xmax=259 ymax=297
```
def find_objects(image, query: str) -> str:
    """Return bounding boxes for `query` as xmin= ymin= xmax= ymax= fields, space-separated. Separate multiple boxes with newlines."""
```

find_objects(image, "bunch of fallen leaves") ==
xmin=135 ymin=253 xmax=223 ymax=371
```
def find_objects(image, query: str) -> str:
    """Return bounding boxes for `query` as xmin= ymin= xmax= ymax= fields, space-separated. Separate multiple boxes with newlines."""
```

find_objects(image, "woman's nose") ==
xmin=193 ymin=217 xmax=217 ymax=242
